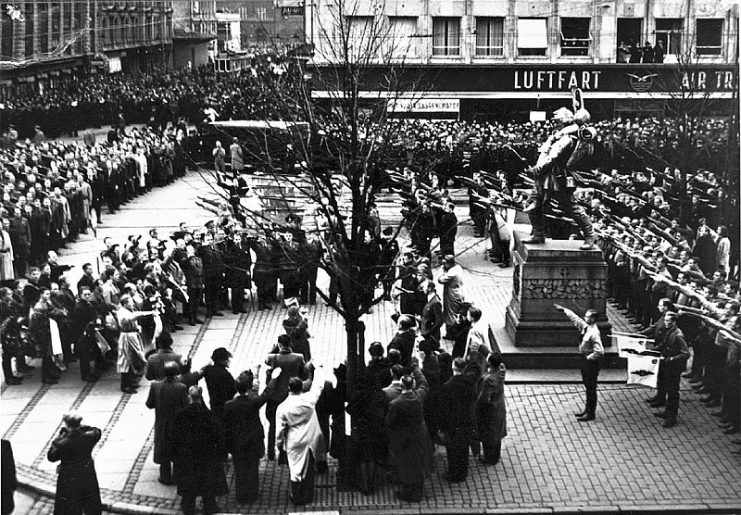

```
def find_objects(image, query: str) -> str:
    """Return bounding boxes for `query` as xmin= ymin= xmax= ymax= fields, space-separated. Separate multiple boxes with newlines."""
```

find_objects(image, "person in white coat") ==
xmin=0 ymin=219 xmax=14 ymax=281
xmin=276 ymin=365 xmax=327 ymax=505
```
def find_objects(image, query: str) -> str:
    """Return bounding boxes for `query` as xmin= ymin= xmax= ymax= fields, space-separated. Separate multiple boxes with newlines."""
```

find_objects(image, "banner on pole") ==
xmin=627 ymin=354 xmax=661 ymax=388
xmin=613 ymin=334 xmax=656 ymax=358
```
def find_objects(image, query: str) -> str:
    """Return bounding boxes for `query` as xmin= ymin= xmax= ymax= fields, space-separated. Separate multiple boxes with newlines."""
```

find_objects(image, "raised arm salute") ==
xmin=554 ymin=304 xmax=604 ymax=421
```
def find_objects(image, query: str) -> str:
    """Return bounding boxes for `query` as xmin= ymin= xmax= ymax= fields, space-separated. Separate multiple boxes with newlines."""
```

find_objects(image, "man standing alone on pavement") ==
xmin=554 ymin=304 xmax=604 ymax=421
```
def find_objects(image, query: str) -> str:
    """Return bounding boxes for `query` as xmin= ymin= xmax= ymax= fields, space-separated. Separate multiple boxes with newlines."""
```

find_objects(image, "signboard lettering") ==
xmin=514 ymin=70 xmax=601 ymax=90
xmin=388 ymin=98 xmax=460 ymax=113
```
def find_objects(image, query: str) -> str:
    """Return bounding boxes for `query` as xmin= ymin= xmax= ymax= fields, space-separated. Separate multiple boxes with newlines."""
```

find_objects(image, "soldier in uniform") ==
xmin=250 ymin=233 xmax=277 ymax=310
xmin=198 ymin=232 xmax=225 ymax=318
xmin=523 ymin=89 xmax=597 ymax=250
xmin=299 ymin=233 xmax=323 ymax=305
xmin=224 ymin=232 xmax=251 ymax=314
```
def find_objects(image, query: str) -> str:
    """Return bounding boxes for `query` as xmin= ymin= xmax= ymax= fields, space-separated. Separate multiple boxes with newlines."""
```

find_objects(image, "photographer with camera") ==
xmin=47 ymin=413 xmax=102 ymax=515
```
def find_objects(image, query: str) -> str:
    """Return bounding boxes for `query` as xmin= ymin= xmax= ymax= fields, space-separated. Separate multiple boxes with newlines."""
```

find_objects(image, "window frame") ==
xmin=560 ymin=17 xmax=592 ymax=57
xmin=655 ymin=18 xmax=683 ymax=56
xmin=475 ymin=17 xmax=504 ymax=57
xmin=517 ymin=17 xmax=548 ymax=57
xmin=432 ymin=17 xmax=461 ymax=57
xmin=695 ymin=18 xmax=723 ymax=56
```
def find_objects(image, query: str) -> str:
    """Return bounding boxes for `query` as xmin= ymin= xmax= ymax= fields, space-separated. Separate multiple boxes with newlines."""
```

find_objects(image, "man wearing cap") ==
xmin=649 ymin=311 xmax=690 ymax=428
xmin=146 ymin=361 xmax=188 ymax=485
xmin=202 ymin=347 xmax=237 ymax=415
xmin=47 ymin=413 xmax=102 ymax=515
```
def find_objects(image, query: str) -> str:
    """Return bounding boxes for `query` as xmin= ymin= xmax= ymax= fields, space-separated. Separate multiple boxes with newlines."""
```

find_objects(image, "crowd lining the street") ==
xmin=0 ymin=73 xmax=739 ymax=512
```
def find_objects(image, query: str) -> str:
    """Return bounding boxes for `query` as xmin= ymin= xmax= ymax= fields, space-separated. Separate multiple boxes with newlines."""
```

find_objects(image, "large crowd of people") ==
xmin=0 ymin=64 xmax=739 ymax=511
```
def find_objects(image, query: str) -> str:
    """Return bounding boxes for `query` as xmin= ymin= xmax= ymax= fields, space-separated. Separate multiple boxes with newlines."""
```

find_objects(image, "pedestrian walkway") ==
xmin=3 ymin=170 xmax=741 ymax=515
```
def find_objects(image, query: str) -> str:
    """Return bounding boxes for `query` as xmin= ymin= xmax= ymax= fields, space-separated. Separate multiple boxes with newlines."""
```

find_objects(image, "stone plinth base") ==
xmin=505 ymin=231 xmax=611 ymax=347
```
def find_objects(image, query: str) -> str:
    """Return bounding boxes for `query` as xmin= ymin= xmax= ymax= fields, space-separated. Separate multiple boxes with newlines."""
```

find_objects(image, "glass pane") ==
xmin=518 ymin=18 xmax=547 ymax=49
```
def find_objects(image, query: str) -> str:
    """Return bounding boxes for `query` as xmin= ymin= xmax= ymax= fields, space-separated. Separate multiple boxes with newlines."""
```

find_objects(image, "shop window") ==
xmin=518 ymin=18 xmax=547 ymax=56
xmin=432 ymin=17 xmax=460 ymax=56
xmin=560 ymin=18 xmax=591 ymax=56
xmin=696 ymin=19 xmax=723 ymax=55
xmin=475 ymin=17 xmax=504 ymax=56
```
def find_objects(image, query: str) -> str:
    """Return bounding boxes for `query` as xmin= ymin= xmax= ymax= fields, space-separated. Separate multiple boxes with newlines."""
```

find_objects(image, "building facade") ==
xmin=1 ymin=0 xmax=173 ymax=96
xmin=309 ymin=0 xmax=740 ymax=120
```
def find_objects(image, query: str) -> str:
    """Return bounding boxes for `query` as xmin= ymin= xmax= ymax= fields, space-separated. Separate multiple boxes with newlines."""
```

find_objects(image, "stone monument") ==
xmin=505 ymin=231 xmax=611 ymax=347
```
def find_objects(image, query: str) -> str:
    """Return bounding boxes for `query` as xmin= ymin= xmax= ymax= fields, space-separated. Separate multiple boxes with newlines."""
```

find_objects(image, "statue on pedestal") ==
xmin=523 ymin=89 xmax=597 ymax=250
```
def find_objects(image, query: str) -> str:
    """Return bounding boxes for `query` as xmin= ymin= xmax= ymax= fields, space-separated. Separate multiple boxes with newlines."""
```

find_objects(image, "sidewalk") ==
xmin=2 ymin=170 xmax=740 ymax=515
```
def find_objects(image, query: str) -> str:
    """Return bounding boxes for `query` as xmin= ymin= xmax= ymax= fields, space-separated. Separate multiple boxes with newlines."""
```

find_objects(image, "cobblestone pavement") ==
xmin=3 ymin=170 xmax=741 ymax=515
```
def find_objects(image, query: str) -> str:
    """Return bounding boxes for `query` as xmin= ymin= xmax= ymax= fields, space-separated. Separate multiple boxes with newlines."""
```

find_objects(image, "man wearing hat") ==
xmin=47 ymin=413 xmax=102 ymax=514
xmin=202 ymin=347 xmax=236 ymax=460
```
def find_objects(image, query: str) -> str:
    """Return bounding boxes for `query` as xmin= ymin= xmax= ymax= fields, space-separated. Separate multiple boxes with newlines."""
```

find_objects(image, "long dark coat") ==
xmin=385 ymin=373 xmax=429 ymax=486
xmin=477 ymin=365 xmax=507 ymax=444
xmin=146 ymin=378 xmax=188 ymax=464
xmin=47 ymin=426 xmax=102 ymax=515
xmin=223 ymin=241 xmax=252 ymax=289
xmin=171 ymin=402 xmax=228 ymax=497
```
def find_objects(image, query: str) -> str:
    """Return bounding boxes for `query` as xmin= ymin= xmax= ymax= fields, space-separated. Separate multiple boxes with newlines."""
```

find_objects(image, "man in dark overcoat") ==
xmin=224 ymin=368 xmax=280 ymax=503
xmin=47 ymin=413 xmax=102 ymax=515
xmin=385 ymin=366 xmax=429 ymax=502
xmin=223 ymin=232 xmax=251 ymax=314
xmin=146 ymin=362 xmax=188 ymax=485
xmin=440 ymin=357 xmax=479 ymax=482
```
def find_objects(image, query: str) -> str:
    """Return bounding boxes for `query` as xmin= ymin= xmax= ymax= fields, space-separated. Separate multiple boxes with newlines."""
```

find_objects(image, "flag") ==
xmin=613 ymin=334 xmax=655 ymax=358
xmin=627 ymin=354 xmax=661 ymax=388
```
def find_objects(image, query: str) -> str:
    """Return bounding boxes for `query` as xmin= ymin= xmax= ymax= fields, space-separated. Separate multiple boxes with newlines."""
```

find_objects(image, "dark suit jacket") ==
xmin=202 ymin=364 xmax=237 ymax=411
xmin=146 ymin=378 xmax=188 ymax=463
xmin=265 ymin=350 xmax=306 ymax=403
xmin=145 ymin=349 xmax=183 ymax=381
xmin=224 ymin=379 xmax=277 ymax=455
xmin=420 ymin=295 xmax=444 ymax=344
xmin=440 ymin=374 xmax=478 ymax=431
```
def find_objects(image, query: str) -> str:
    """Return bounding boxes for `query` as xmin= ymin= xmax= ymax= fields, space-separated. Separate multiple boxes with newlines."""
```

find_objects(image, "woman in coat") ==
xmin=476 ymin=353 xmax=507 ymax=465
xmin=438 ymin=255 xmax=465 ymax=332
xmin=47 ymin=413 xmax=102 ymax=515
xmin=172 ymin=386 xmax=228 ymax=515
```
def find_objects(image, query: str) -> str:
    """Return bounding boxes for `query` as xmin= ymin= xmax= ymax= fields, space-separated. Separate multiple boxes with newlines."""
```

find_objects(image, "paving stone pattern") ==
xmin=3 ymin=171 xmax=741 ymax=514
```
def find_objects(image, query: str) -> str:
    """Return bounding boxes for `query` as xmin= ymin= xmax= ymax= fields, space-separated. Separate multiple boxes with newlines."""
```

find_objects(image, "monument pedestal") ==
xmin=505 ymin=231 xmax=611 ymax=347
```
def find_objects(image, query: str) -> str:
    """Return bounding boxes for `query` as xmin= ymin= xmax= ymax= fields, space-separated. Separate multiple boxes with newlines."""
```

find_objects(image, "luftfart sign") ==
xmin=316 ymin=64 xmax=738 ymax=96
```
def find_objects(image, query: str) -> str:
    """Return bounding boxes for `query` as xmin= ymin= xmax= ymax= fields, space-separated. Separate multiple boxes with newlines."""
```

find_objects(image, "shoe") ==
xmin=663 ymin=418 xmax=677 ymax=428
xmin=688 ymin=377 xmax=704 ymax=384
xmin=574 ymin=410 xmax=587 ymax=417
xmin=523 ymin=236 xmax=545 ymax=244
xmin=648 ymin=401 xmax=666 ymax=408
xmin=645 ymin=396 xmax=658 ymax=404
xmin=189 ymin=320 xmax=196 ymax=326
xmin=694 ymin=387 xmax=710 ymax=395
xmin=478 ymin=457 xmax=498 ymax=466
xmin=655 ymin=411 xmax=668 ymax=418
xmin=579 ymin=240 xmax=596 ymax=251
xmin=681 ymin=372 xmax=695 ymax=379
xmin=157 ymin=477 xmax=172 ymax=486
xmin=42 ymin=377 xmax=58 ymax=385
xmin=195 ymin=319 xmax=204 ymax=324
xmin=576 ymin=414 xmax=595 ymax=422
xmin=17 ymin=364 xmax=34 ymax=372
xmin=711 ymin=411 xmax=727 ymax=417
xmin=212 ymin=312 xmax=224 ymax=317
xmin=232 ymin=310 xmax=240 ymax=315
xmin=121 ymin=387 xmax=137 ymax=394
xmin=700 ymin=396 xmax=715 ymax=404
xmin=498 ymin=262 xmax=511 ymax=268
xmin=173 ymin=325 xmax=184 ymax=330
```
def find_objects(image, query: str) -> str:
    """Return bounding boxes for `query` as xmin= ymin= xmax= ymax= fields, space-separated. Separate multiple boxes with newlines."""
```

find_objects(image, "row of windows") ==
xmin=98 ymin=14 xmax=171 ymax=49
xmin=345 ymin=16 xmax=727 ymax=58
